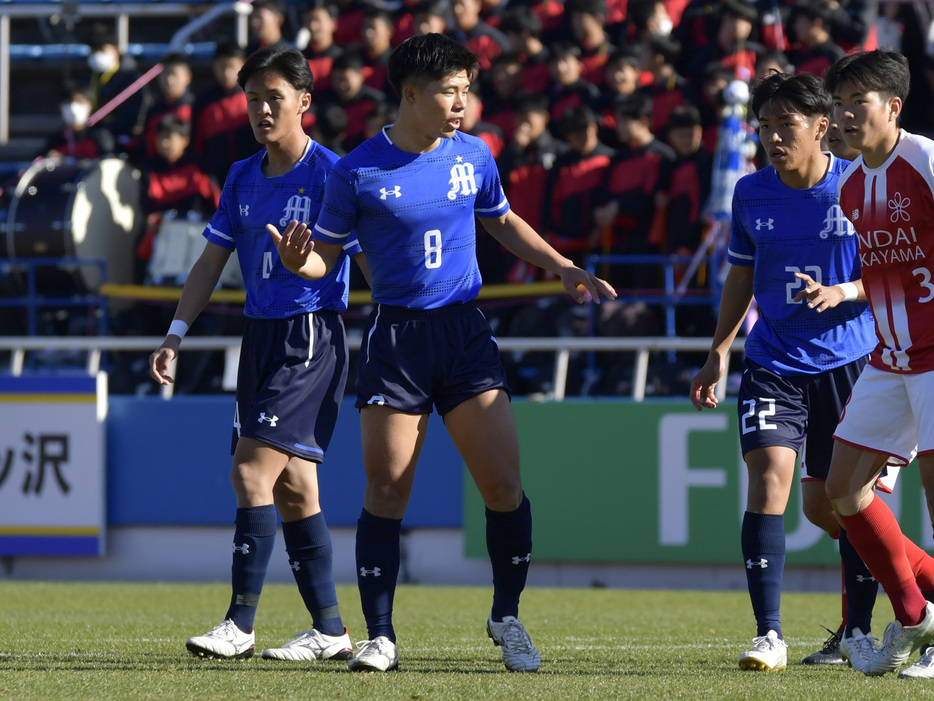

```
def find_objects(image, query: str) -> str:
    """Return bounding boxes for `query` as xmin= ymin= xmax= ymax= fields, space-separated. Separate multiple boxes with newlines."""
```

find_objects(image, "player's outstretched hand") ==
xmin=560 ymin=267 xmax=617 ymax=304
xmin=150 ymin=343 xmax=178 ymax=385
xmin=689 ymin=356 xmax=724 ymax=411
xmin=791 ymin=271 xmax=844 ymax=312
xmin=267 ymin=219 xmax=314 ymax=275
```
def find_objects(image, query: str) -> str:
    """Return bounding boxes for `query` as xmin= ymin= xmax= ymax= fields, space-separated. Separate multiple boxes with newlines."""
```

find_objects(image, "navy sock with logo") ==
xmin=225 ymin=505 xmax=278 ymax=633
xmin=741 ymin=511 xmax=785 ymax=639
xmin=283 ymin=512 xmax=344 ymax=636
xmin=486 ymin=494 xmax=532 ymax=622
xmin=355 ymin=508 xmax=402 ymax=642
xmin=840 ymin=528 xmax=878 ymax=636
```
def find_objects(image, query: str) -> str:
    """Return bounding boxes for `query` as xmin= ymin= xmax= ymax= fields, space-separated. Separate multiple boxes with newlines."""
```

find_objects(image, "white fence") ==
xmin=0 ymin=335 xmax=745 ymax=401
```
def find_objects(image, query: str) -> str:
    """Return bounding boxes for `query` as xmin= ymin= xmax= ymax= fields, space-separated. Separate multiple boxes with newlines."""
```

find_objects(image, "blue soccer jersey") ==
xmin=728 ymin=154 xmax=875 ymax=374
xmin=312 ymin=128 xmax=509 ymax=309
xmin=203 ymin=139 xmax=362 ymax=318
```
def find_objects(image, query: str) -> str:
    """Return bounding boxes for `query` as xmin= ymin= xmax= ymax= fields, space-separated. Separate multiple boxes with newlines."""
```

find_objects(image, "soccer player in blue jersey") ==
xmin=150 ymin=47 xmax=367 ymax=662
xmin=268 ymin=33 xmax=616 ymax=673
xmin=689 ymin=72 xmax=884 ymax=672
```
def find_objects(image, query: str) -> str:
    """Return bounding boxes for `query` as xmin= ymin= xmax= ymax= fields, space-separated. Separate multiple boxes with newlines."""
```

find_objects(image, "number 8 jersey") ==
xmin=729 ymin=153 xmax=875 ymax=375
xmin=312 ymin=127 xmax=509 ymax=309
xmin=839 ymin=130 xmax=934 ymax=374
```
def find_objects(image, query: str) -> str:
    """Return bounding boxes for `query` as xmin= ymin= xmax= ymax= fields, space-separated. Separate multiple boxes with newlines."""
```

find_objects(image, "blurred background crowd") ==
xmin=1 ymin=0 xmax=932 ymax=397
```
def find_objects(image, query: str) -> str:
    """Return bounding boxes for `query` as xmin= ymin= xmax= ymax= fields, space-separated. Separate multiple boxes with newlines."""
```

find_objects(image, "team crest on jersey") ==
xmin=851 ymin=209 xmax=859 ymax=221
xmin=279 ymin=192 xmax=312 ymax=227
xmin=818 ymin=203 xmax=855 ymax=239
xmin=447 ymin=157 xmax=478 ymax=201
xmin=889 ymin=192 xmax=911 ymax=222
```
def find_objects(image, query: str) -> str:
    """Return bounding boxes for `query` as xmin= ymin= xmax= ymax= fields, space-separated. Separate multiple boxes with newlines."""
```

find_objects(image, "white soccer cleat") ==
xmin=261 ymin=628 xmax=353 ymax=661
xmin=738 ymin=630 xmax=787 ymax=671
xmin=487 ymin=616 xmax=541 ymax=672
xmin=186 ymin=619 xmax=255 ymax=659
xmin=899 ymin=646 xmax=934 ymax=678
xmin=864 ymin=602 xmax=934 ymax=676
xmin=347 ymin=636 xmax=398 ymax=672
xmin=840 ymin=627 xmax=879 ymax=673
xmin=801 ymin=627 xmax=846 ymax=666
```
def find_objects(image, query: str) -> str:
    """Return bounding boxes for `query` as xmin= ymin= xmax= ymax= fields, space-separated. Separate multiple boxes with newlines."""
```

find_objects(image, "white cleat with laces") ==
xmin=840 ymin=627 xmax=879 ymax=673
xmin=863 ymin=602 xmax=934 ymax=676
xmin=487 ymin=616 xmax=541 ymax=672
xmin=738 ymin=630 xmax=787 ymax=671
xmin=347 ymin=636 xmax=398 ymax=672
xmin=261 ymin=628 xmax=353 ymax=661
xmin=899 ymin=646 xmax=934 ymax=678
xmin=186 ymin=619 xmax=255 ymax=659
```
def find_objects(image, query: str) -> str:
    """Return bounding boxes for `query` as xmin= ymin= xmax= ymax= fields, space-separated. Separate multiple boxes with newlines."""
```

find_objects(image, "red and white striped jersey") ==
xmin=838 ymin=130 xmax=934 ymax=373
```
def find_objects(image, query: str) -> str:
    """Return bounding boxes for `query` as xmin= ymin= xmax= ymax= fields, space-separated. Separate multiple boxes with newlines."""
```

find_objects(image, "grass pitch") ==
xmin=0 ymin=581 xmax=931 ymax=699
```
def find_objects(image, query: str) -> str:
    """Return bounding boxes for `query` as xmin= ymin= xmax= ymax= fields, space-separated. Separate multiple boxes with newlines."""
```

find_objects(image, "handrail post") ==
xmin=553 ymin=349 xmax=570 ymax=401
xmin=633 ymin=349 xmax=650 ymax=401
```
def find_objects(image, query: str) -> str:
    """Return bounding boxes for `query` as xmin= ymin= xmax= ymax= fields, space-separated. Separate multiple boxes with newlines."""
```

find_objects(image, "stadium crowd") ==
xmin=14 ymin=0 xmax=934 ymax=394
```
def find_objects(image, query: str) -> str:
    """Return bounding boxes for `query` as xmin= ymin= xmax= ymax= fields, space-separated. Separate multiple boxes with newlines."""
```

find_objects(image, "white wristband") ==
xmin=839 ymin=282 xmax=858 ymax=302
xmin=167 ymin=319 xmax=189 ymax=339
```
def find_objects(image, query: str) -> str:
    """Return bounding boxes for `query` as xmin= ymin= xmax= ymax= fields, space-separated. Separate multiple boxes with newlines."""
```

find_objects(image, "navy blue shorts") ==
xmin=234 ymin=310 xmax=348 ymax=463
xmin=737 ymin=355 xmax=867 ymax=480
xmin=355 ymin=301 xmax=510 ymax=416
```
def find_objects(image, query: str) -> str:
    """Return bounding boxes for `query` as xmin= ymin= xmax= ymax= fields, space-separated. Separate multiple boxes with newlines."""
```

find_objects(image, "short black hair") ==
xmin=789 ymin=0 xmax=835 ymax=25
xmin=332 ymin=50 xmax=365 ymax=73
xmin=607 ymin=47 xmax=641 ymax=70
xmin=667 ymin=104 xmax=701 ymax=130
xmin=644 ymin=35 xmax=681 ymax=66
xmin=88 ymin=23 xmax=118 ymax=52
xmin=315 ymin=103 xmax=348 ymax=139
xmin=160 ymin=52 xmax=190 ymax=70
xmin=498 ymin=6 xmax=542 ymax=37
xmin=252 ymin=0 xmax=286 ymax=16
xmin=751 ymin=71 xmax=831 ymax=121
xmin=561 ymin=104 xmax=598 ymax=134
xmin=567 ymin=0 xmax=606 ymax=18
xmin=214 ymin=37 xmax=245 ymax=61
xmin=238 ymin=46 xmax=315 ymax=94
xmin=721 ymin=0 xmax=759 ymax=23
xmin=157 ymin=114 xmax=191 ymax=138
xmin=387 ymin=33 xmax=479 ymax=96
xmin=614 ymin=91 xmax=653 ymax=121
xmin=514 ymin=90 xmax=550 ymax=116
xmin=549 ymin=42 xmax=582 ymax=61
xmin=824 ymin=49 xmax=910 ymax=103
xmin=304 ymin=0 xmax=339 ymax=20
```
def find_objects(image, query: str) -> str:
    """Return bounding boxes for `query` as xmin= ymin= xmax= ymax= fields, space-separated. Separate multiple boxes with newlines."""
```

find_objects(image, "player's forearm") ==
xmin=170 ymin=251 xmax=227 ymax=334
xmin=483 ymin=211 xmax=575 ymax=275
xmin=708 ymin=266 xmax=754 ymax=359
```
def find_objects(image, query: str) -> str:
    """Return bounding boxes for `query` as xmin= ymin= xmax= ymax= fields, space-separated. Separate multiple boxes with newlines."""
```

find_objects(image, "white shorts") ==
xmin=834 ymin=365 xmax=929 ymax=467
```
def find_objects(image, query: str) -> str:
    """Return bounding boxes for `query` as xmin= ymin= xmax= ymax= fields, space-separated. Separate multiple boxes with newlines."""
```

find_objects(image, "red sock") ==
xmin=839 ymin=497 xmax=927 ymax=626
xmin=904 ymin=535 xmax=934 ymax=592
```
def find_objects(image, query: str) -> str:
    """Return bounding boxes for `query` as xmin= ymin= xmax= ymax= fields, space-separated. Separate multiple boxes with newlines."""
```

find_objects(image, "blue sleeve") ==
xmin=474 ymin=151 xmax=510 ymax=219
xmin=313 ymin=161 xmax=358 ymax=244
xmin=727 ymin=189 xmax=754 ymax=267
xmin=203 ymin=181 xmax=236 ymax=251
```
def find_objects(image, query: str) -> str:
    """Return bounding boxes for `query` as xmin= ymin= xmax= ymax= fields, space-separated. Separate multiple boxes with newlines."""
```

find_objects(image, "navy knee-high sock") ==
xmin=486 ymin=494 xmax=532 ymax=621
xmin=282 ymin=512 xmax=344 ymax=636
xmin=355 ymin=508 xmax=402 ymax=642
xmin=839 ymin=528 xmax=878 ymax=636
xmin=226 ymin=505 xmax=278 ymax=632
xmin=741 ymin=511 xmax=785 ymax=639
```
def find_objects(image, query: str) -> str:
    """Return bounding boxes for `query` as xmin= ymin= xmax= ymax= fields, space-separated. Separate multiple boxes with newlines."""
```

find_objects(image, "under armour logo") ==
xmin=359 ymin=567 xmax=381 ymax=577
xmin=232 ymin=543 xmax=250 ymax=555
xmin=745 ymin=558 xmax=768 ymax=569
xmin=855 ymin=574 xmax=876 ymax=583
xmin=290 ymin=561 xmax=301 ymax=572
xmin=258 ymin=412 xmax=278 ymax=426
xmin=367 ymin=395 xmax=387 ymax=406
xmin=511 ymin=553 xmax=531 ymax=565
xmin=379 ymin=186 xmax=401 ymax=199
xmin=239 ymin=204 xmax=250 ymax=216
xmin=755 ymin=218 xmax=774 ymax=231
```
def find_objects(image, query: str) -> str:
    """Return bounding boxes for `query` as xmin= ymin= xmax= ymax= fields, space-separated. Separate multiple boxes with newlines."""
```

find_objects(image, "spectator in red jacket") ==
xmin=597 ymin=48 xmax=642 ymax=142
xmin=566 ymin=0 xmax=616 ymax=87
xmin=316 ymin=50 xmax=386 ymax=152
xmin=359 ymin=8 xmax=395 ymax=93
xmin=190 ymin=40 xmax=257 ymax=187
xmin=637 ymin=34 xmax=694 ymax=137
xmin=461 ymin=90 xmax=505 ymax=159
xmin=545 ymin=43 xmax=601 ymax=126
xmin=448 ymin=0 xmax=509 ymax=70
xmin=498 ymin=6 xmax=551 ymax=93
xmin=786 ymin=0 xmax=845 ymax=77
xmin=300 ymin=0 xmax=343 ymax=92
xmin=141 ymin=52 xmax=194 ymax=160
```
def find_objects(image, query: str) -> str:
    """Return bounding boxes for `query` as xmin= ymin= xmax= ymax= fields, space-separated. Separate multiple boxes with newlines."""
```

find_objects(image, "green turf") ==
xmin=0 ymin=581 xmax=930 ymax=699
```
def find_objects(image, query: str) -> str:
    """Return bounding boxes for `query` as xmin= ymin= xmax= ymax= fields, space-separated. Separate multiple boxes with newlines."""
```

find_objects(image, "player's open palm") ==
xmin=690 ymin=356 xmax=725 ymax=411
xmin=267 ymin=219 xmax=314 ymax=275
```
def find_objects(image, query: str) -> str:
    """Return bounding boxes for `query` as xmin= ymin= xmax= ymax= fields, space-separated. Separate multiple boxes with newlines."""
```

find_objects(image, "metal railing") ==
xmin=0 ymin=335 xmax=744 ymax=401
